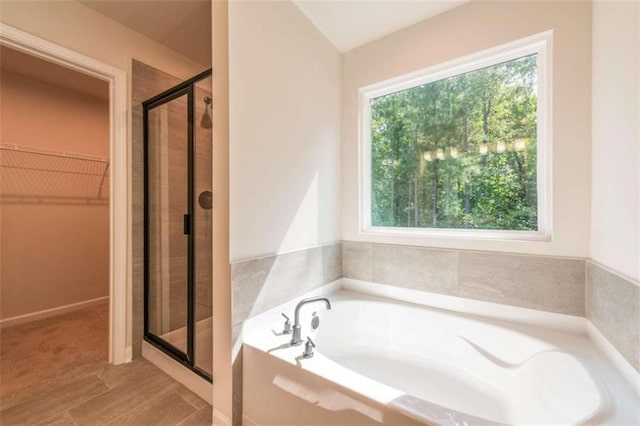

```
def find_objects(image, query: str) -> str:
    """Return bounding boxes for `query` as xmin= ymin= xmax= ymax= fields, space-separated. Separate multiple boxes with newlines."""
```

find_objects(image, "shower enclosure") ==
xmin=143 ymin=69 xmax=213 ymax=381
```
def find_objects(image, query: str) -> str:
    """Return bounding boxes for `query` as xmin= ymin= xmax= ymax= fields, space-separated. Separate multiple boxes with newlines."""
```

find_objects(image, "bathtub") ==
xmin=241 ymin=280 xmax=639 ymax=425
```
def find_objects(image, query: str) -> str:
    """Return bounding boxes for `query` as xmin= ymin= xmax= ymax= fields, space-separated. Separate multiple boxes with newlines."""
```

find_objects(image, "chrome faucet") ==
xmin=290 ymin=296 xmax=331 ymax=346
xmin=303 ymin=336 xmax=316 ymax=358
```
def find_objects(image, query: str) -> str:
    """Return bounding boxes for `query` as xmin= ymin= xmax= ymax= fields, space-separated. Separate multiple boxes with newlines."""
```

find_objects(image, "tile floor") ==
xmin=0 ymin=303 xmax=211 ymax=425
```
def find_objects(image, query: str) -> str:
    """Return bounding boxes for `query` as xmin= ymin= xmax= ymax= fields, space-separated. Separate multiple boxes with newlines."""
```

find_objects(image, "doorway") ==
xmin=0 ymin=23 xmax=129 ymax=366
xmin=0 ymin=44 xmax=111 ymax=400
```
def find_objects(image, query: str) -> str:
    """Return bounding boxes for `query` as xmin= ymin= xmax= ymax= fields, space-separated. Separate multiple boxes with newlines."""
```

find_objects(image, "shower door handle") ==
xmin=183 ymin=214 xmax=191 ymax=235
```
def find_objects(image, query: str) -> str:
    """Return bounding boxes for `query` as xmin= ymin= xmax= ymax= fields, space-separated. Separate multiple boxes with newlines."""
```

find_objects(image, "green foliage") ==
xmin=370 ymin=55 xmax=538 ymax=231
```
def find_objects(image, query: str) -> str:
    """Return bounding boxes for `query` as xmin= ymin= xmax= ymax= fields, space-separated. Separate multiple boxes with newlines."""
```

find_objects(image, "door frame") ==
xmin=0 ymin=23 xmax=130 ymax=364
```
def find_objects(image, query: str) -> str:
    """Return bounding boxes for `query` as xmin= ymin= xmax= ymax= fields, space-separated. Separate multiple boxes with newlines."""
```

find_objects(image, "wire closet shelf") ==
xmin=0 ymin=143 xmax=110 ymax=205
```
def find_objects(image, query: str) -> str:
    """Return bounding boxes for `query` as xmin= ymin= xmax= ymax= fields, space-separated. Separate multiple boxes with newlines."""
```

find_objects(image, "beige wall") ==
xmin=0 ymin=70 xmax=110 ymax=320
xmin=341 ymin=0 xmax=592 ymax=258
xmin=591 ymin=1 xmax=640 ymax=281
xmin=229 ymin=0 xmax=342 ymax=262
xmin=1 ymin=71 xmax=109 ymax=156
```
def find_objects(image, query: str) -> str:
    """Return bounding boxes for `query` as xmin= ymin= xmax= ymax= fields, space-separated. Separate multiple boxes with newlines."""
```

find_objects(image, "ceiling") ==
xmin=79 ymin=0 xmax=211 ymax=66
xmin=77 ymin=0 xmax=467 ymax=60
xmin=0 ymin=45 xmax=109 ymax=99
xmin=56 ymin=1 xmax=463 ymax=67
xmin=293 ymin=0 xmax=470 ymax=52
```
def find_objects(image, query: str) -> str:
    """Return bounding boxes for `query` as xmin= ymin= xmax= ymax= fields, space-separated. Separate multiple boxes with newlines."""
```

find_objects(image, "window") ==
xmin=359 ymin=33 xmax=551 ymax=240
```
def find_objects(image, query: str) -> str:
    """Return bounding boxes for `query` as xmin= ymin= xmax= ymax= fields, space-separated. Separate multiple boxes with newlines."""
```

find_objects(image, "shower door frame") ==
xmin=143 ymin=68 xmax=213 ymax=383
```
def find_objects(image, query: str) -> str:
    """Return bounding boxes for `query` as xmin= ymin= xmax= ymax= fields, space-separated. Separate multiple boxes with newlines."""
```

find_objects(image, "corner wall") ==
xmin=590 ymin=1 xmax=639 ymax=282
xmin=229 ymin=0 xmax=342 ymax=263
xmin=588 ymin=0 xmax=639 ymax=374
xmin=227 ymin=0 xmax=342 ymax=358
xmin=228 ymin=2 xmax=341 ymax=423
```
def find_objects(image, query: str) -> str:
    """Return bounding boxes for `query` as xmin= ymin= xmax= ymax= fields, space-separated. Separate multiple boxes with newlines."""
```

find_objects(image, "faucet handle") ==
xmin=281 ymin=313 xmax=291 ymax=334
xmin=303 ymin=336 xmax=315 ymax=358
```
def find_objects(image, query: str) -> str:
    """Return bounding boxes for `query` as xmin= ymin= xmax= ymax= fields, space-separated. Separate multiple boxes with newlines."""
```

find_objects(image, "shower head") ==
xmin=200 ymin=96 xmax=212 ymax=129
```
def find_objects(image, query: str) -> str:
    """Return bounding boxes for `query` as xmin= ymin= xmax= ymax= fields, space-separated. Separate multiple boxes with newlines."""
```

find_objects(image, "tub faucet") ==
xmin=290 ymin=296 xmax=331 ymax=346
xmin=303 ymin=337 xmax=316 ymax=358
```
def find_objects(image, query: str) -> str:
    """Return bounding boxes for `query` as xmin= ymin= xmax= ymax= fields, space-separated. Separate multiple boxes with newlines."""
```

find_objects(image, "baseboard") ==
xmin=142 ymin=341 xmax=213 ymax=405
xmin=241 ymin=414 xmax=259 ymax=426
xmin=212 ymin=408 xmax=232 ymax=425
xmin=125 ymin=346 xmax=133 ymax=363
xmin=0 ymin=296 xmax=109 ymax=329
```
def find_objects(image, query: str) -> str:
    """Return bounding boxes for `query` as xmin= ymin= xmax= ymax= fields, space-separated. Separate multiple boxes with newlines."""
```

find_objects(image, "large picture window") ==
xmin=359 ymin=33 xmax=551 ymax=240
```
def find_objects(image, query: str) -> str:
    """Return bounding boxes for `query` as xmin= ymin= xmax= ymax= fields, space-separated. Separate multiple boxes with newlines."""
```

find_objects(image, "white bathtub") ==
xmin=241 ymin=280 xmax=639 ymax=425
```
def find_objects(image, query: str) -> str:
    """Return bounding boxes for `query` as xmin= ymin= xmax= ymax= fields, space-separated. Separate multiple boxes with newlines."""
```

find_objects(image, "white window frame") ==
xmin=358 ymin=31 xmax=553 ymax=241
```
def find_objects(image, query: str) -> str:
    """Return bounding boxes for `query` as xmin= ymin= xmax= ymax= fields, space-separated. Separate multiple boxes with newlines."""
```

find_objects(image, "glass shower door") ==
xmin=194 ymin=76 xmax=213 ymax=376
xmin=143 ymin=69 xmax=213 ymax=382
xmin=145 ymin=90 xmax=191 ymax=358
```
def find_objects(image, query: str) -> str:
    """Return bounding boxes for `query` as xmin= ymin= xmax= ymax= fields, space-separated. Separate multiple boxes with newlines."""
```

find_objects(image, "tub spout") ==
xmin=290 ymin=296 xmax=331 ymax=346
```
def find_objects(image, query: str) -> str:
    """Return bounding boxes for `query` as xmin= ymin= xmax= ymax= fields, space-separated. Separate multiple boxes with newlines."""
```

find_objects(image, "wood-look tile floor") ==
xmin=0 ymin=304 xmax=212 ymax=425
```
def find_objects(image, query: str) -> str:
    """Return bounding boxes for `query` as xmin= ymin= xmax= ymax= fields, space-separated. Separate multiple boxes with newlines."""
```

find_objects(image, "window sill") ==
xmin=361 ymin=226 xmax=552 ymax=243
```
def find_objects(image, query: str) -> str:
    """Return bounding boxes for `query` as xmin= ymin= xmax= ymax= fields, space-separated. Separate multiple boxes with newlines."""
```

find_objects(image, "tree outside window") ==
xmin=370 ymin=54 xmax=538 ymax=231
